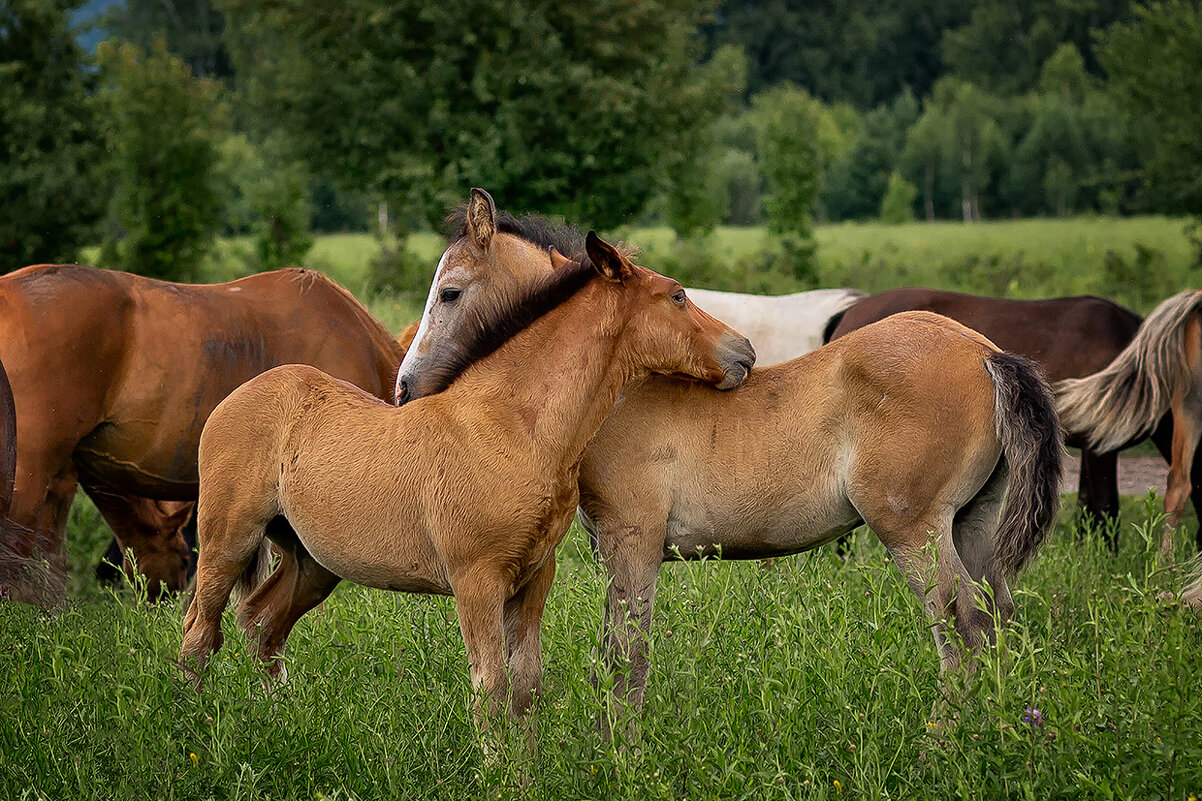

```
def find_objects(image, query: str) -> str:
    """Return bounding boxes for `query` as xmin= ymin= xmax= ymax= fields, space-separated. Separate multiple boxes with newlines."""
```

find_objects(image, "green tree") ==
xmin=902 ymin=78 xmax=1008 ymax=221
xmin=0 ymin=0 xmax=106 ymax=268
xmin=1004 ymin=44 xmax=1136 ymax=216
xmin=880 ymin=171 xmax=918 ymax=223
xmin=824 ymin=91 xmax=920 ymax=220
xmin=660 ymin=45 xmax=748 ymax=237
xmin=707 ymin=0 xmax=970 ymax=107
xmin=942 ymin=0 xmax=1132 ymax=96
xmin=220 ymin=0 xmax=727 ymax=231
xmin=97 ymin=39 xmax=229 ymax=281
xmin=103 ymin=0 xmax=232 ymax=80
xmin=751 ymin=84 xmax=829 ymax=237
xmin=1100 ymin=1 xmax=1202 ymax=216
xmin=217 ymin=133 xmax=313 ymax=271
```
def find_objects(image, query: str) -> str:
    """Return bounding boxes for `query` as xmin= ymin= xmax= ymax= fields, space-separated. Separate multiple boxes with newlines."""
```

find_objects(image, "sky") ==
xmin=72 ymin=0 xmax=124 ymax=52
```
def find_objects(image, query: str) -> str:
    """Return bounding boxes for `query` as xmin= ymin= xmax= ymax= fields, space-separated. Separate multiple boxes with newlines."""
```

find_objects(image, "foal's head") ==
xmin=395 ymin=189 xmax=754 ymax=403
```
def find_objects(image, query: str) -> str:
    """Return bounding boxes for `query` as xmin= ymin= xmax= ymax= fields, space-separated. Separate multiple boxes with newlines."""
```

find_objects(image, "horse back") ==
xmin=830 ymin=287 xmax=1142 ymax=381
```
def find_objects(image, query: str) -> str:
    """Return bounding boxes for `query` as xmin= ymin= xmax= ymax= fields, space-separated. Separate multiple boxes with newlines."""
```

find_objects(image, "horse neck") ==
xmin=450 ymin=280 xmax=638 ymax=474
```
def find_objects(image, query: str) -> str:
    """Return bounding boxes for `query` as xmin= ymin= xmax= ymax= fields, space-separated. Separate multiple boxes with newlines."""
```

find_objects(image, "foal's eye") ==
xmin=439 ymin=287 xmax=462 ymax=303
xmin=672 ymin=290 xmax=687 ymax=306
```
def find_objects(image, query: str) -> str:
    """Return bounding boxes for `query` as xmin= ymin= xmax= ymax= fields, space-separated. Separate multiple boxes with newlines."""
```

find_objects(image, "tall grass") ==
xmin=2 ymin=497 xmax=1200 ymax=800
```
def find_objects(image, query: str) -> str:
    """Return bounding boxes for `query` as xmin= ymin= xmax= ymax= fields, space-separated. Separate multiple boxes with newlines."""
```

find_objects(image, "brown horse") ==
xmin=97 ymin=321 xmax=426 ymax=591
xmin=828 ymin=287 xmax=1190 ymax=538
xmin=0 ymin=265 xmax=404 ymax=604
xmin=1056 ymin=289 xmax=1202 ymax=555
xmin=398 ymin=215 xmax=1063 ymax=732
xmin=179 ymin=189 xmax=754 ymax=743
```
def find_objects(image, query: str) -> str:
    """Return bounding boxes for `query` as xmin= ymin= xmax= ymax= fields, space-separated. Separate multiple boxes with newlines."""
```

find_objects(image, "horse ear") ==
xmin=548 ymin=247 xmax=573 ymax=271
xmin=585 ymin=231 xmax=632 ymax=283
xmin=467 ymin=188 xmax=496 ymax=251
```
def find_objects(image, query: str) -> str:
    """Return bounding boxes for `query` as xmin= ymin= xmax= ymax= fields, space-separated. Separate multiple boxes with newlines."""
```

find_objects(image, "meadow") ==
xmin=2 ymin=499 xmax=1201 ymax=800
xmin=5 ymin=215 xmax=1202 ymax=800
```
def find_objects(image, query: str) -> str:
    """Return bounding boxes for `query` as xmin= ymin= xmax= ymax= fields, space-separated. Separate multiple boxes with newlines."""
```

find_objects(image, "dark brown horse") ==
xmin=0 ymin=265 xmax=405 ymax=605
xmin=827 ymin=287 xmax=1190 ymax=536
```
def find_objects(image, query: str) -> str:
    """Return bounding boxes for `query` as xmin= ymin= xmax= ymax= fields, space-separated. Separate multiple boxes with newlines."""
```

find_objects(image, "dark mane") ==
xmin=416 ymin=252 xmax=598 ymax=398
xmin=446 ymin=207 xmax=589 ymax=260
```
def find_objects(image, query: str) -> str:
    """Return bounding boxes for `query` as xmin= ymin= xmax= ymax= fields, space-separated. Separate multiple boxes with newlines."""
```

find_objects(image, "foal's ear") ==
xmin=548 ymin=246 xmax=573 ymax=271
xmin=585 ymin=231 xmax=633 ymax=283
xmin=467 ymin=188 xmax=496 ymax=251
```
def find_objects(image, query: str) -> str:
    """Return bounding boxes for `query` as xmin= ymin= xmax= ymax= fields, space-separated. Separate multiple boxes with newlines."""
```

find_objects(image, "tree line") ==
xmin=2 ymin=0 xmax=1200 ymax=282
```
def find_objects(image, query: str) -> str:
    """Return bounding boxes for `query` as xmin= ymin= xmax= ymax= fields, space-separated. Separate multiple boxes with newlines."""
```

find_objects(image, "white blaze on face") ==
xmin=396 ymin=248 xmax=448 ymax=384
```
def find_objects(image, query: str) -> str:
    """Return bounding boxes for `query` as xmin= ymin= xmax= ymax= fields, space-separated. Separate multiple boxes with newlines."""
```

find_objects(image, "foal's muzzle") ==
xmin=715 ymin=333 xmax=756 ymax=390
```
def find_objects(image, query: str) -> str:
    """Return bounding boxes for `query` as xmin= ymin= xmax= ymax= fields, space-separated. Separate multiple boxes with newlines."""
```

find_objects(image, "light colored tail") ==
xmin=1055 ymin=290 xmax=1202 ymax=452
xmin=985 ymin=353 xmax=1065 ymax=576
xmin=229 ymin=541 xmax=274 ymax=607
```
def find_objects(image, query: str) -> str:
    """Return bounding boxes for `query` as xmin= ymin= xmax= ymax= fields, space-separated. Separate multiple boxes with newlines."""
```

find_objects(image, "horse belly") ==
xmin=665 ymin=484 xmax=861 ymax=561
xmin=278 ymin=479 xmax=449 ymax=595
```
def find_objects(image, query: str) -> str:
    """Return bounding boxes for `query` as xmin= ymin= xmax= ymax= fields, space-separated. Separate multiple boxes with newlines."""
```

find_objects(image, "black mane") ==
xmin=446 ymin=207 xmax=589 ymax=261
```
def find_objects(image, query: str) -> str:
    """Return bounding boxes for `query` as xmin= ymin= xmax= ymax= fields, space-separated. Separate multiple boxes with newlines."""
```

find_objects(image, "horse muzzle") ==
xmin=715 ymin=333 xmax=755 ymax=390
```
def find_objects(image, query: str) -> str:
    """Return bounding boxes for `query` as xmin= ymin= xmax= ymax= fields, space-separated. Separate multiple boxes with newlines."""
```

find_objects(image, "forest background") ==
xmin=4 ymin=0 xmax=1202 ymax=311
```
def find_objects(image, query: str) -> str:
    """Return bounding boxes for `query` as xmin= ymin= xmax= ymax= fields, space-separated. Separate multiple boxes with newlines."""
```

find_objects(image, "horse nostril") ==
xmin=396 ymin=379 xmax=411 ymax=405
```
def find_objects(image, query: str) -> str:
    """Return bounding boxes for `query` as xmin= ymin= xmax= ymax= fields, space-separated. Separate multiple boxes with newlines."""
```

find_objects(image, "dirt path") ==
xmin=1060 ymin=454 xmax=1166 ymax=496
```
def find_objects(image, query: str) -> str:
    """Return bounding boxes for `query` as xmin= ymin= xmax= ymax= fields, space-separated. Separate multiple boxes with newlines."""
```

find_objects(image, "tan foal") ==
xmin=178 ymin=189 xmax=754 ymax=740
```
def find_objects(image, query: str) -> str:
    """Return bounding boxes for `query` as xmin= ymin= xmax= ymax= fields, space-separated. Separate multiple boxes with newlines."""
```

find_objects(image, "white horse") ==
xmin=685 ymin=288 xmax=865 ymax=365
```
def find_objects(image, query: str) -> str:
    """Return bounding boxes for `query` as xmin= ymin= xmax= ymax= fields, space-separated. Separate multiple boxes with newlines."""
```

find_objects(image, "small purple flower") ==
xmin=1022 ymin=707 xmax=1044 ymax=727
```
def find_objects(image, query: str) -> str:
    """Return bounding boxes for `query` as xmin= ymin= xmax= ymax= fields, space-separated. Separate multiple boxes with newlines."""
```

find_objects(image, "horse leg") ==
xmin=451 ymin=569 xmax=509 ymax=744
xmin=237 ymin=521 xmax=340 ymax=681
xmin=502 ymin=559 xmax=556 ymax=751
xmin=952 ymin=462 xmax=1013 ymax=629
xmin=179 ymin=499 xmax=276 ymax=680
xmin=1078 ymin=447 xmax=1120 ymax=550
xmin=588 ymin=512 xmax=664 ymax=741
xmin=1163 ymin=389 xmax=1202 ymax=556
xmin=881 ymin=512 xmax=990 ymax=682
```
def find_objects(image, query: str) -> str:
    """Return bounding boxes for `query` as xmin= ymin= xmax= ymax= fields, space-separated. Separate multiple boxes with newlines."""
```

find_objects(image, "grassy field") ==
xmin=168 ymin=215 xmax=1199 ymax=330
xmin=2 ymin=497 xmax=1201 ymax=800
xmin=6 ymin=216 xmax=1200 ymax=799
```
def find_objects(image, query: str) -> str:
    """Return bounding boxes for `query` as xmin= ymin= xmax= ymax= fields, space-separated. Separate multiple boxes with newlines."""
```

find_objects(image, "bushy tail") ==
xmin=1056 ymin=289 xmax=1202 ymax=452
xmin=985 ymin=353 xmax=1064 ymax=576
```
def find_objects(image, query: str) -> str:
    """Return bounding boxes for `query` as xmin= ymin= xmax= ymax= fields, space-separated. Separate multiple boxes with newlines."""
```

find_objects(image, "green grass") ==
xmin=3 ymin=496 xmax=1200 ymax=800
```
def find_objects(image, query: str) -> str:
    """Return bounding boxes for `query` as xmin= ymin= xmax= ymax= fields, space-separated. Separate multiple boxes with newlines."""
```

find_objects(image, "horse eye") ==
xmin=672 ymin=290 xmax=687 ymax=306
xmin=439 ymin=287 xmax=462 ymax=303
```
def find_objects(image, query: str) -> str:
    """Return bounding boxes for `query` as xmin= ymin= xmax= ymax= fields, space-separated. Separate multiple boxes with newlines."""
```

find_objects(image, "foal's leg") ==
xmin=452 ymin=568 xmax=510 ymax=737
xmin=882 ymin=514 xmax=989 ymax=677
xmin=503 ymin=559 xmax=556 ymax=720
xmin=590 ymin=514 xmax=665 ymax=718
xmin=179 ymin=500 xmax=275 ymax=677
xmin=952 ymin=465 xmax=1014 ymax=628
xmin=238 ymin=536 xmax=340 ymax=681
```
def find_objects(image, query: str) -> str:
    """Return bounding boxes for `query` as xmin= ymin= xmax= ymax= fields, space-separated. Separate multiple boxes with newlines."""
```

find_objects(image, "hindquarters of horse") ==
xmin=826 ymin=287 xmax=1166 ymax=528
xmin=0 ymin=265 xmax=403 ymax=594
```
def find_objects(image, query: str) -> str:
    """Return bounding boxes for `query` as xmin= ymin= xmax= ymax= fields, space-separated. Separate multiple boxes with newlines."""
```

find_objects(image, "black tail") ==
xmin=984 ymin=352 xmax=1064 ymax=576
xmin=822 ymin=308 xmax=849 ymax=344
